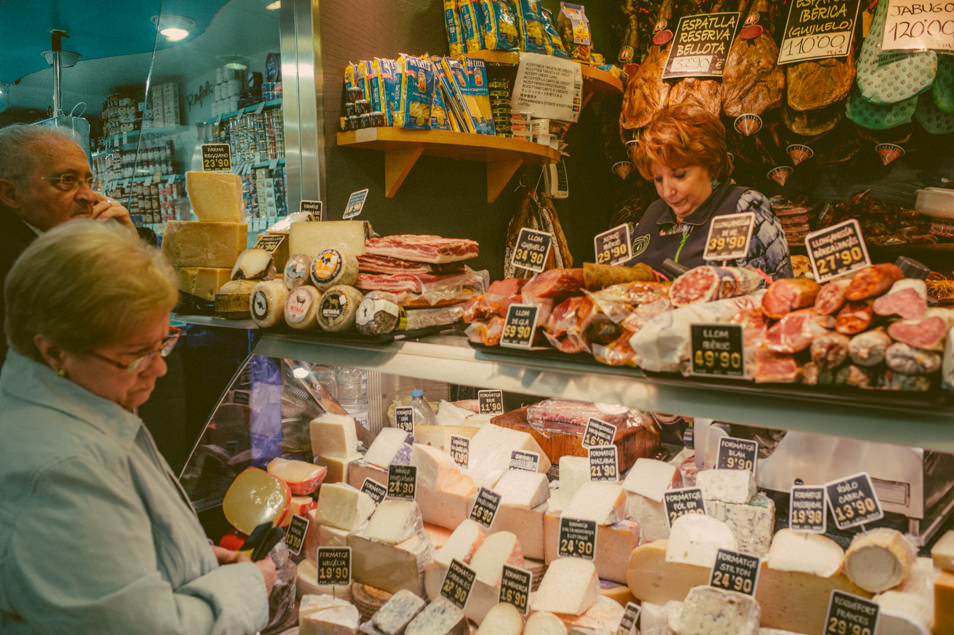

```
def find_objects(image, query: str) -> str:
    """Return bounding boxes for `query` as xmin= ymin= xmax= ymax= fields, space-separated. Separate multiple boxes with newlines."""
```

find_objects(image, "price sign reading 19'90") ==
xmin=825 ymin=590 xmax=880 ymax=635
xmin=594 ymin=224 xmax=632 ymax=265
xmin=501 ymin=304 xmax=540 ymax=349
xmin=826 ymin=472 xmax=883 ymax=530
xmin=664 ymin=487 xmax=706 ymax=527
xmin=511 ymin=228 xmax=553 ymax=273
xmin=690 ymin=323 xmax=745 ymax=378
xmin=440 ymin=559 xmax=477 ymax=609
xmin=805 ymin=219 xmax=870 ymax=283
xmin=704 ymin=212 xmax=755 ymax=261
xmin=558 ymin=517 xmax=597 ymax=560
xmin=582 ymin=417 xmax=617 ymax=449
xmin=499 ymin=564 xmax=532 ymax=614
xmin=469 ymin=487 xmax=502 ymax=528
xmin=316 ymin=547 xmax=351 ymax=586
xmin=387 ymin=465 xmax=417 ymax=501
xmin=716 ymin=437 xmax=758 ymax=473
xmin=709 ymin=549 xmax=760 ymax=597
xmin=201 ymin=143 xmax=232 ymax=171
xmin=790 ymin=485 xmax=827 ymax=533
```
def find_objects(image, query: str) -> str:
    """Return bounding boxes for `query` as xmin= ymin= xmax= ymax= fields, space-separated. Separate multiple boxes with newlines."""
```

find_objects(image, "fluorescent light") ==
xmin=266 ymin=1 xmax=281 ymax=9
xmin=150 ymin=14 xmax=196 ymax=42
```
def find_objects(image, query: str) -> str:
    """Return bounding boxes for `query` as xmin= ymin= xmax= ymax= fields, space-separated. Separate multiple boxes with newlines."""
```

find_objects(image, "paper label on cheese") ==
xmin=477 ymin=390 xmax=504 ymax=415
xmin=395 ymin=406 xmax=414 ymax=433
xmin=716 ymin=437 xmax=757 ymax=473
xmin=449 ymin=435 xmax=469 ymax=468
xmin=825 ymin=472 xmax=883 ymax=530
xmin=311 ymin=248 xmax=344 ymax=283
xmin=790 ymin=485 xmax=827 ymax=533
xmin=588 ymin=446 xmax=619 ymax=481
xmin=361 ymin=478 xmax=387 ymax=505
xmin=582 ymin=417 xmax=617 ymax=448
xmin=824 ymin=590 xmax=880 ymax=635
xmin=387 ymin=465 xmax=417 ymax=500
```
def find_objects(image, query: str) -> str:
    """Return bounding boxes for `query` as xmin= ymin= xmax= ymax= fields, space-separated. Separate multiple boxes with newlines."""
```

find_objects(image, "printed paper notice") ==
xmin=881 ymin=0 xmax=954 ymax=53
xmin=511 ymin=53 xmax=583 ymax=123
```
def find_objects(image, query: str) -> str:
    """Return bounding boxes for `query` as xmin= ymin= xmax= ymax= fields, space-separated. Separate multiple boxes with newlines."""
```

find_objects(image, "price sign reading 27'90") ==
xmin=501 ymin=304 xmax=540 ymax=350
xmin=511 ymin=228 xmax=553 ymax=273
xmin=805 ymin=219 xmax=870 ymax=283
xmin=201 ymin=143 xmax=232 ymax=172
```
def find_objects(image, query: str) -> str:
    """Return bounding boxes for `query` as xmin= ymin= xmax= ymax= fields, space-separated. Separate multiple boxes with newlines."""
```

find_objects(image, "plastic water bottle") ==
xmin=409 ymin=389 xmax=436 ymax=428
xmin=336 ymin=367 xmax=370 ymax=430
xmin=313 ymin=364 xmax=337 ymax=401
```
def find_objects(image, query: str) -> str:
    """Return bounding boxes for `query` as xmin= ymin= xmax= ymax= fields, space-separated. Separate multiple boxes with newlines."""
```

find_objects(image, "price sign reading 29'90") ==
xmin=511 ymin=228 xmax=553 ymax=273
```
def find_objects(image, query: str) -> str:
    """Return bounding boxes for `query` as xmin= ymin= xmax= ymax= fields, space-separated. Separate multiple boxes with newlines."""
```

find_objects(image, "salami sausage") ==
xmin=872 ymin=279 xmax=927 ymax=320
xmin=835 ymin=301 xmax=875 ymax=335
xmin=883 ymin=370 xmax=932 ymax=391
xmin=670 ymin=265 xmax=770 ymax=306
xmin=810 ymin=332 xmax=851 ymax=369
xmin=814 ymin=279 xmax=850 ymax=315
xmin=848 ymin=328 xmax=891 ymax=367
xmin=761 ymin=278 xmax=821 ymax=320
xmin=843 ymin=264 xmax=904 ymax=301
xmin=522 ymin=268 xmax=585 ymax=301
xmin=801 ymin=362 xmax=837 ymax=385
xmin=886 ymin=308 xmax=954 ymax=350
xmin=885 ymin=342 xmax=942 ymax=375
xmin=764 ymin=309 xmax=828 ymax=353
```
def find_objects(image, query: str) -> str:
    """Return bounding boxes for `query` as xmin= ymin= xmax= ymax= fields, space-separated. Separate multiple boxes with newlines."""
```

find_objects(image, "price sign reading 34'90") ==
xmin=316 ymin=547 xmax=351 ymax=586
xmin=501 ymin=304 xmax=540 ymax=350
xmin=704 ymin=212 xmax=755 ymax=261
xmin=690 ymin=323 xmax=745 ymax=378
xmin=387 ymin=465 xmax=417 ymax=501
xmin=826 ymin=472 xmax=883 ymax=530
xmin=558 ymin=517 xmax=597 ymax=560
xmin=594 ymin=224 xmax=632 ymax=265
xmin=511 ymin=228 xmax=553 ymax=273
xmin=201 ymin=143 xmax=232 ymax=172
xmin=805 ymin=219 xmax=870 ymax=284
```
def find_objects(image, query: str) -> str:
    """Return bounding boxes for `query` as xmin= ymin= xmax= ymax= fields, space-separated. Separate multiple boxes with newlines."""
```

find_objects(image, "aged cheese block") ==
xmin=266 ymin=457 xmax=326 ymax=495
xmin=162 ymin=220 xmax=247 ymax=268
xmin=475 ymin=602 xmax=523 ymax=635
xmin=299 ymin=593 xmax=360 ymax=634
xmin=543 ymin=513 xmax=639 ymax=584
xmin=289 ymin=220 xmax=369 ymax=260
xmin=362 ymin=500 xmax=423 ymax=545
xmin=706 ymin=494 xmax=775 ymax=558
xmin=677 ymin=585 xmax=760 ymax=635
xmin=489 ymin=503 xmax=546 ymax=561
xmin=316 ymin=483 xmax=375 ymax=531
xmin=766 ymin=529 xmax=844 ymax=577
xmin=186 ymin=171 xmax=244 ymax=222
xmin=469 ymin=531 xmax=524 ymax=586
xmin=214 ymin=280 xmax=256 ymax=318
xmin=231 ymin=247 xmax=273 ymax=280
xmin=931 ymin=530 xmax=954 ymax=573
xmin=626 ymin=540 xmax=710 ymax=605
xmin=562 ymin=481 xmax=626 ymax=525
xmin=411 ymin=444 xmax=473 ymax=493
xmin=317 ymin=284 xmax=364 ymax=332
xmin=558 ymin=455 xmax=591 ymax=504
xmin=423 ymin=560 xmax=500 ymax=624
xmin=365 ymin=428 xmax=413 ymax=469
xmin=465 ymin=423 xmax=551 ymax=489
xmin=317 ymin=453 xmax=362 ymax=484
xmin=844 ymin=528 xmax=917 ymax=593
xmin=696 ymin=469 xmax=756 ymax=504
xmin=531 ymin=558 xmax=599 ymax=615
xmin=622 ymin=458 xmax=680 ymax=501
xmin=311 ymin=413 xmax=359 ymax=460
xmin=935 ymin=570 xmax=954 ymax=633
xmin=416 ymin=485 xmax=476 ymax=531
xmin=348 ymin=532 xmax=432 ymax=595
xmin=624 ymin=492 xmax=669 ymax=541
xmin=175 ymin=266 xmax=231 ymax=301
xmin=413 ymin=424 xmax=481 ymax=452
xmin=434 ymin=518 xmax=486 ymax=566
xmin=303 ymin=510 xmax=351 ymax=564
xmin=493 ymin=469 xmax=550 ymax=509
xmin=665 ymin=514 xmax=736 ymax=568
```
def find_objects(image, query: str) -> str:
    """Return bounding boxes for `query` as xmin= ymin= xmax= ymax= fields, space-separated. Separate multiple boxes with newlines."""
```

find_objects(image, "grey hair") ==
xmin=0 ymin=124 xmax=81 ymax=182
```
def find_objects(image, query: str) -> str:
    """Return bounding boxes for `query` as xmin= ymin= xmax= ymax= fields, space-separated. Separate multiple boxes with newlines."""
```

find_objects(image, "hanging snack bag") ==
xmin=395 ymin=55 xmax=434 ymax=130
xmin=443 ymin=0 xmax=464 ymax=56
xmin=515 ymin=0 xmax=548 ymax=54
xmin=541 ymin=7 xmax=569 ymax=58
xmin=557 ymin=2 xmax=591 ymax=61
xmin=457 ymin=0 xmax=484 ymax=53
xmin=476 ymin=0 xmax=519 ymax=52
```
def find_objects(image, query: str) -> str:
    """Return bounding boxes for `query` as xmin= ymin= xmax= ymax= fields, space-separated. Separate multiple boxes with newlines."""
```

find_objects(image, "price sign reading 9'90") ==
xmin=500 ymin=304 xmax=540 ymax=350
xmin=805 ymin=219 xmax=870 ymax=284
xmin=511 ymin=228 xmax=553 ymax=273
xmin=201 ymin=143 xmax=232 ymax=172
xmin=690 ymin=323 xmax=745 ymax=378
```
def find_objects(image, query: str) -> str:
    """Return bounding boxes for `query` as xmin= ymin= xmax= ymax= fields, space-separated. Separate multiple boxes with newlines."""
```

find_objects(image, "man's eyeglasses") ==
xmin=87 ymin=327 xmax=182 ymax=373
xmin=39 ymin=173 xmax=98 ymax=192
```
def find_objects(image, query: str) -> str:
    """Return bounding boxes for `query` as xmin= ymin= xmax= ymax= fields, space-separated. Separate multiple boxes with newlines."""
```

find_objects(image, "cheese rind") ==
xmin=175 ymin=266 xmax=232 ymax=301
xmin=665 ymin=514 xmax=737 ymax=568
xmin=362 ymin=500 xmax=423 ymax=545
xmin=531 ymin=557 xmax=599 ymax=615
xmin=266 ymin=457 xmax=326 ymax=495
xmin=475 ymin=602 xmax=523 ymax=635
xmin=214 ymin=279 xmax=256 ymax=317
xmin=348 ymin=533 xmax=432 ymax=595
xmin=311 ymin=413 xmax=359 ymax=460
xmin=186 ymin=171 xmax=244 ymax=222
xmin=677 ymin=585 xmax=760 ymax=635
xmin=844 ymin=528 xmax=917 ymax=593
xmin=162 ymin=220 xmax=247 ymax=268
xmin=316 ymin=483 xmax=375 ymax=531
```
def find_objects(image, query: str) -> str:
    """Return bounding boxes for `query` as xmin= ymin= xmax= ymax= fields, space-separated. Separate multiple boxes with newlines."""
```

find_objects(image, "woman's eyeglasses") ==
xmin=87 ymin=327 xmax=182 ymax=373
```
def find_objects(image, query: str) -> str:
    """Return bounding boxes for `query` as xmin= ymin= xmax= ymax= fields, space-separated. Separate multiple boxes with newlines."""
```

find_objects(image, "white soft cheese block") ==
xmin=639 ymin=601 xmax=671 ymax=635
xmin=696 ymin=469 xmax=757 ymax=504
xmin=900 ymin=557 xmax=938 ymax=621
xmin=365 ymin=428 xmax=413 ymax=469
xmin=316 ymin=483 xmax=376 ymax=531
xmin=371 ymin=588 xmax=426 ymax=635
xmin=706 ymin=494 xmax=775 ymax=558
xmin=162 ymin=220 xmax=248 ymax=268
xmin=524 ymin=611 xmax=568 ymax=635
xmin=931 ymin=530 xmax=954 ymax=573
xmin=186 ymin=171 xmax=244 ymax=222
xmin=411 ymin=444 xmax=474 ymax=493
xmin=466 ymin=424 xmax=551 ymax=489
xmin=469 ymin=531 xmax=525 ymax=586
xmin=362 ymin=500 xmax=423 ymax=545
xmin=531 ymin=557 xmax=599 ymax=615
xmin=296 ymin=559 xmax=353 ymax=602
xmin=304 ymin=521 xmax=351 ymax=564
xmin=416 ymin=485 xmax=475 ymax=531
xmin=766 ymin=529 xmax=844 ymax=577
xmin=289 ymin=220 xmax=368 ymax=260
xmin=845 ymin=528 xmax=917 ymax=594
xmin=562 ymin=481 xmax=626 ymax=525
xmin=405 ymin=597 xmax=467 ymax=635
xmin=542 ymin=514 xmax=639 ymax=584
xmin=622 ymin=458 xmax=680 ymax=502
xmin=677 ymin=585 xmax=760 ymax=635
xmin=489 ymin=503 xmax=546 ymax=561
xmin=558 ymin=456 xmax=591 ymax=503
xmin=311 ymin=413 xmax=359 ymax=460
xmin=475 ymin=602 xmax=524 ymax=635
xmin=434 ymin=518 xmax=486 ymax=566
xmin=299 ymin=593 xmax=361 ymax=635
xmin=665 ymin=514 xmax=737 ymax=568
xmin=316 ymin=453 xmax=362 ymax=484
xmin=494 ymin=469 xmax=550 ymax=508
xmin=874 ymin=590 xmax=931 ymax=635
xmin=348 ymin=532 xmax=432 ymax=595
xmin=414 ymin=424 xmax=481 ymax=452
xmin=175 ymin=266 xmax=232 ymax=301
xmin=624 ymin=492 xmax=670 ymax=541
xmin=561 ymin=595 xmax=625 ymax=633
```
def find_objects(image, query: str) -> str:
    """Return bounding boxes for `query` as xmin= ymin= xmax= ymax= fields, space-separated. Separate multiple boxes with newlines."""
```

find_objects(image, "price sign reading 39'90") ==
xmin=826 ymin=472 xmax=883 ymax=530
xmin=511 ymin=228 xmax=553 ymax=273
xmin=387 ymin=465 xmax=417 ymax=500
xmin=594 ymin=224 xmax=632 ymax=265
xmin=501 ymin=304 xmax=540 ymax=350
xmin=558 ymin=517 xmax=597 ymax=560
xmin=704 ymin=212 xmax=755 ymax=261
xmin=805 ymin=219 xmax=870 ymax=284
xmin=316 ymin=546 xmax=351 ymax=586
xmin=690 ymin=323 xmax=745 ymax=378
xmin=201 ymin=143 xmax=232 ymax=172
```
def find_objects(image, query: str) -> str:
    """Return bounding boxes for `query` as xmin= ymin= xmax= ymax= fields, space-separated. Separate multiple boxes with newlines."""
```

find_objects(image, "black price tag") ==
xmin=478 ymin=389 xmax=504 ymax=415
xmin=499 ymin=564 xmax=532 ymax=614
xmin=778 ymin=0 xmax=861 ymax=64
xmin=582 ymin=417 xmax=617 ymax=448
xmin=469 ymin=487 xmax=502 ymax=528
xmin=825 ymin=590 xmax=880 ymax=635
xmin=558 ymin=517 xmax=597 ymax=559
xmin=588 ymin=446 xmax=619 ymax=482
xmin=703 ymin=212 xmax=755 ymax=261
xmin=501 ymin=304 xmax=540 ymax=350
xmin=805 ymin=219 xmax=871 ymax=284
xmin=594 ymin=224 xmax=632 ymax=266
xmin=509 ymin=450 xmax=540 ymax=472
xmin=826 ymin=473 xmax=883 ymax=530
xmin=316 ymin=546 xmax=352 ymax=586
xmin=663 ymin=12 xmax=742 ymax=78
xmin=617 ymin=602 xmax=641 ymax=635
xmin=510 ymin=228 xmax=552 ymax=273
xmin=394 ymin=406 xmax=414 ymax=433
xmin=387 ymin=465 xmax=417 ymax=501
xmin=255 ymin=233 xmax=285 ymax=254
xmin=343 ymin=188 xmax=368 ymax=219
xmin=449 ymin=435 xmax=470 ymax=468
xmin=284 ymin=513 xmax=309 ymax=556
xmin=709 ymin=549 xmax=760 ymax=597
xmin=299 ymin=199 xmax=323 ymax=221
xmin=201 ymin=143 xmax=232 ymax=171
xmin=716 ymin=437 xmax=758 ymax=473
xmin=440 ymin=559 xmax=477 ymax=609
xmin=690 ymin=323 xmax=745 ymax=378
xmin=360 ymin=477 xmax=387 ymax=505
xmin=790 ymin=485 xmax=827 ymax=533
xmin=664 ymin=487 xmax=707 ymax=527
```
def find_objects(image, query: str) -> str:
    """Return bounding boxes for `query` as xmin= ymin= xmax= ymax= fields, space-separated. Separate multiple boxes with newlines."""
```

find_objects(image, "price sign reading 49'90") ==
xmin=805 ymin=219 xmax=871 ymax=284
xmin=558 ymin=517 xmax=597 ymax=560
xmin=501 ymin=304 xmax=540 ymax=350
xmin=201 ymin=143 xmax=232 ymax=172
xmin=511 ymin=228 xmax=553 ymax=273
xmin=826 ymin=472 xmax=883 ymax=530
xmin=690 ymin=323 xmax=745 ymax=378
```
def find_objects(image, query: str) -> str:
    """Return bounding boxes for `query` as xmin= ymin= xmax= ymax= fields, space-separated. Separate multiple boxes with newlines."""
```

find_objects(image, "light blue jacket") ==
xmin=0 ymin=350 xmax=269 ymax=634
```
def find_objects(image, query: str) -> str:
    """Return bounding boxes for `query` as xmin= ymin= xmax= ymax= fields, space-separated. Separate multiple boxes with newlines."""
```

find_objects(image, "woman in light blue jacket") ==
xmin=0 ymin=220 xmax=274 ymax=634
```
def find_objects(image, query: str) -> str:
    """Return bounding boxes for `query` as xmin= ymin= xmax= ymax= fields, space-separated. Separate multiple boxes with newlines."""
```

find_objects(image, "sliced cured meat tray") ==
xmin=467 ymin=341 xmax=607 ymax=368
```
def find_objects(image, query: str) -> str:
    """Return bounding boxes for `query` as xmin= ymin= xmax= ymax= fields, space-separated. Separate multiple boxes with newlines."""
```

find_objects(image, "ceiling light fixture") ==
xmin=266 ymin=1 xmax=281 ymax=10
xmin=218 ymin=55 xmax=248 ymax=71
xmin=150 ymin=14 xmax=196 ymax=42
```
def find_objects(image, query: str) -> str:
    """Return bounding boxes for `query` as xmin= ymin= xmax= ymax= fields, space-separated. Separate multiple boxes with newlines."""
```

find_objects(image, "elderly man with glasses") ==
xmin=0 ymin=123 xmax=134 ymax=365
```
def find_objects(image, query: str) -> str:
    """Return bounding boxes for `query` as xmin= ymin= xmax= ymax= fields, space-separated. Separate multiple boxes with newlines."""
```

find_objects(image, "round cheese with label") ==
xmin=310 ymin=247 xmax=359 ymax=291
xmin=283 ymin=253 xmax=312 ymax=290
xmin=250 ymin=279 xmax=288 ymax=328
xmin=284 ymin=285 xmax=322 ymax=330
xmin=316 ymin=285 xmax=364 ymax=332
xmin=356 ymin=293 xmax=406 ymax=336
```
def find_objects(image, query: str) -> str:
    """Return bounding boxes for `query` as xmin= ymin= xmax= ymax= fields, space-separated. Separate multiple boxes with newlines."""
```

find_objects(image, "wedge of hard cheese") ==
xmin=186 ymin=171 xmax=244 ymax=222
xmin=531 ymin=557 xmax=599 ymax=615
xmin=298 ymin=593 xmax=360 ymax=635
xmin=162 ymin=220 xmax=247 ymax=268
xmin=543 ymin=513 xmax=639 ymax=584
xmin=348 ymin=532 xmax=432 ymax=595
xmin=289 ymin=220 xmax=369 ymax=260
xmin=677 ymin=585 xmax=760 ymax=634
xmin=175 ymin=267 xmax=231 ymax=301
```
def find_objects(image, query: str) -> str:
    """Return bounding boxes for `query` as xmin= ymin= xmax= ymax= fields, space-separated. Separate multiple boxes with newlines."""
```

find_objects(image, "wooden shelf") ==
xmin=337 ymin=127 xmax=560 ymax=203
xmin=464 ymin=50 xmax=624 ymax=97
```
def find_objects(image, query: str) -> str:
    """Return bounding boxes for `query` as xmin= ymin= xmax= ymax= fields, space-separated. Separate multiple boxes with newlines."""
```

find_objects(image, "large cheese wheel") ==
xmin=845 ymin=528 xmax=917 ymax=593
xmin=310 ymin=247 xmax=359 ymax=291
xmin=317 ymin=285 xmax=364 ymax=332
xmin=284 ymin=285 xmax=321 ymax=330
xmin=250 ymin=279 xmax=287 ymax=328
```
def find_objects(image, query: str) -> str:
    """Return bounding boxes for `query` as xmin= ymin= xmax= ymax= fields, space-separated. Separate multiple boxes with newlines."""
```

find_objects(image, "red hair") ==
xmin=631 ymin=105 xmax=732 ymax=182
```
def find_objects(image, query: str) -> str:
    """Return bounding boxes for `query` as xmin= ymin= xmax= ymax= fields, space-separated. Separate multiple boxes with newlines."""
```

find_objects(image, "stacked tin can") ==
xmin=489 ymin=77 xmax=512 ymax=137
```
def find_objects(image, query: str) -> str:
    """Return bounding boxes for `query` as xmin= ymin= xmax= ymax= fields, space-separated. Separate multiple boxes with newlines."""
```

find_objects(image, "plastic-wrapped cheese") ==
xmin=250 ymin=279 xmax=288 ymax=327
xmin=317 ymin=284 xmax=364 ymax=332
xmin=356 ymin=292 xmax=406 ymax=336
xmin=845 ymin=528 xmax=917 ymax=593
xmin=284 ymin=253 xmax=312 ymax=290
xmin=284 ymin=285 xmax=322 ymax=330
xmin=222 ymin=467 xmax=291 ymax=534
xmin=310 ymin=247 xmax=359 ymax=291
